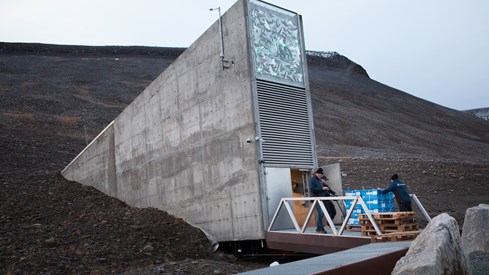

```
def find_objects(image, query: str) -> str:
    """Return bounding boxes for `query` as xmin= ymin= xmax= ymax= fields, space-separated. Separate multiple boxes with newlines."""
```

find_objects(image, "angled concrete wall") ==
xmin=63 ymin=122 xmax=118 ymax=197
xmin=63 ymin=0 xmax=265 ymax=241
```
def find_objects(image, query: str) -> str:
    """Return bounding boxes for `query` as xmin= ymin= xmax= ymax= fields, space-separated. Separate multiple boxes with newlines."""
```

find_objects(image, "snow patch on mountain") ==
xmin=465 ymin=108 xmax=489 ymax=120
xmin=306 ymin=50 xmax=339 ymax=59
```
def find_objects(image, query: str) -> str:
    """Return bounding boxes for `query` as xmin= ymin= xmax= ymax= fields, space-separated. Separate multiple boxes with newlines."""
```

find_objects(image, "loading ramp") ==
xmin=239 ymin=241 xmax=411 ymax=275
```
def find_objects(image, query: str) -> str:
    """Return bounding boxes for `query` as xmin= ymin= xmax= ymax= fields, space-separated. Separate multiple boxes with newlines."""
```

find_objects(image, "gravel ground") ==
xmin=1 ymin=43 xmax=488 ymax=274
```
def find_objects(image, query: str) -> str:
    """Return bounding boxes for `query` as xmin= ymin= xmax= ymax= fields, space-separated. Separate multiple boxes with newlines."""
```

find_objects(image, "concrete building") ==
xmin=62 ymin=0 xmax=318 ymax=242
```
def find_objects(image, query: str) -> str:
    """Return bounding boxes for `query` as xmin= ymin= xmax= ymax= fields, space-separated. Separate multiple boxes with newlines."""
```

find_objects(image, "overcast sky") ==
xmin=1 ymin=0 xmax=488 ymax=110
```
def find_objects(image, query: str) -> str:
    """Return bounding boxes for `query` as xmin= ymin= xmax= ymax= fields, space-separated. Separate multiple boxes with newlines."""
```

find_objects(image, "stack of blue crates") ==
xmin=343 ymin=189 xmax=395 ymax=226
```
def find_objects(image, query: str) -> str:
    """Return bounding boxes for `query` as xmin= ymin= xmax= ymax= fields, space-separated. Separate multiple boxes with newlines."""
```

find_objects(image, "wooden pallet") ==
xmin=358 ymin=211 xmax=420 ymax=239
xmin=376 ymin=218 xmax=417 ymax=225
xmin=380 ymin=223 xmax=419 ymax=232
xmin=360 ymin=219 xmax=417 ymax=227
xmin=359 ymin=211 xmax=416 ymax=220
xmin=361 ymin=223 xmax=419 ymax=233
xmin=370 ymin=230 xmax=421 ymax=243
xmin=346 ymin=225 xmax=361 ymax=231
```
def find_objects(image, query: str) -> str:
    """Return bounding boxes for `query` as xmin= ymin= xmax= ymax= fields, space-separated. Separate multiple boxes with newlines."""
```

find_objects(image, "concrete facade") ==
xmin=62 ymin=0 xmax=316 ymax=242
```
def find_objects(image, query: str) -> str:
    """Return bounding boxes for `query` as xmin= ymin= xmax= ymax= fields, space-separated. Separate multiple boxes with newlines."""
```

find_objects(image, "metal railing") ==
xmin=267 ymin=194 xmax=430 ymax=236
xmin=411 ymin=194 xmax=431 ymax=222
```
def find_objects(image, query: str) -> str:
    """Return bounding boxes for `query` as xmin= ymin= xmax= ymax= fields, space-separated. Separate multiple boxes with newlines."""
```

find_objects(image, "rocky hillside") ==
xmin=2 ymin=42 xmax=488 ymax=163
xmin=306 ymin=54 xmax=489 ymax=162
xmin=1 ymin=42 xmax=488 ymax=274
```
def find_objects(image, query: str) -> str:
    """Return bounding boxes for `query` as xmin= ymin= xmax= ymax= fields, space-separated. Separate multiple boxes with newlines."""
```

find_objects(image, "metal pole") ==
xmin=210 ymin=7 xmax=225 ymax=69
xmin=217 ymin=8 xmax=224 ymax=61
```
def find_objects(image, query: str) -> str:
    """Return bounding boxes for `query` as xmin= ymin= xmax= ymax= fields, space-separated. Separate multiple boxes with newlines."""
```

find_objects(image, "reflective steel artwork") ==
xmin=250 ymin=0 xmax=304 ymax=86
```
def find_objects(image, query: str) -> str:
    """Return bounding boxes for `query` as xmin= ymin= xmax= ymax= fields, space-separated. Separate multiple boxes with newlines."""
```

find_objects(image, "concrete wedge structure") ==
xmin=62 ymin=0 xmax=317 ymax=243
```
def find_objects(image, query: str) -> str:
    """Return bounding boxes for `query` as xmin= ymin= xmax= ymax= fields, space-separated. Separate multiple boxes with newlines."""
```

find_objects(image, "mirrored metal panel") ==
xmin=249 ymin=0 xmax=304 ymax=87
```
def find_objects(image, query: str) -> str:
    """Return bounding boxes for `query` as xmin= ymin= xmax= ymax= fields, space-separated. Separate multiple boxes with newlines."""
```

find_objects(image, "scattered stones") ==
xmin=44 ymin=237 xmax=57 ymax=247
xmin=143 ymin=243 xmax=154 ymax=252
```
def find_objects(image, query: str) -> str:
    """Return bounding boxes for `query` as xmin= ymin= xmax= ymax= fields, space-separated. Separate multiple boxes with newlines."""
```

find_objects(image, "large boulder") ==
xmin=461 ymin=204 xmax=489 ymax=254
xmin=392 ymin=213 xmax=468 ymax=275
xmin=461 ymin=204 xmax=489 ymax=275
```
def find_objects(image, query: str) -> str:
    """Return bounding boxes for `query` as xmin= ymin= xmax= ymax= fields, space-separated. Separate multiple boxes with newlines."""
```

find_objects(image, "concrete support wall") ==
xmin=62 ymin=0 xmax=265 ymax=241
xmin=62 ymin=122 xmax=118 ymax=197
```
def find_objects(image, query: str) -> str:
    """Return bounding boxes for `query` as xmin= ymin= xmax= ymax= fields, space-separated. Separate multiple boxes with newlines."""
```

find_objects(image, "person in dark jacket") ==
xmin=309 ymin=168 xmax=334 ymax=233
xmin=321 ymin=176 xmax=337 ymax=221
xmin=380 ymin=174 xmax=412 ymax=211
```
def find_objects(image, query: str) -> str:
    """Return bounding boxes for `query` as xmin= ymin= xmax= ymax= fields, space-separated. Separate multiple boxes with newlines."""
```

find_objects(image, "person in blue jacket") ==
xmin=380 ymin=174 xmax=412 ymax=211
xmin=309 ymin=167 xmax=334 ymax=233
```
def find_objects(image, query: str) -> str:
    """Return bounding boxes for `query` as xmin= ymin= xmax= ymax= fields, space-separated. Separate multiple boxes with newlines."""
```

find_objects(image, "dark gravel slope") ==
xmin=1 ymin=42 xmax=488 ymax=274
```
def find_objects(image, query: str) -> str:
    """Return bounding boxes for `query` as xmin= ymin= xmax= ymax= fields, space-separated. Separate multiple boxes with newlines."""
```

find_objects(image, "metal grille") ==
xmin=256 ymin=80 xmax=314 ymax=166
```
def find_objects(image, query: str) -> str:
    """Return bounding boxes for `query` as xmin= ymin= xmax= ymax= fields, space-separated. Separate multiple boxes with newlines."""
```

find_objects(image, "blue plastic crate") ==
xmin=347 ymin=213 xmax=360 ymax=225
xmin=379 ymin=207 xmax=396 ymax=212
xmin=345 ymin=190 xmax=362 ymax=197
xmin=344 ymin=189 xmax=395 ymax=214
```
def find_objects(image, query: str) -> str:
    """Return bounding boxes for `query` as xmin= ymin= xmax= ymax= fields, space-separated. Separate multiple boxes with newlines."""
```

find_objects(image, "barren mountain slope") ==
xmin=1 ymin=43 xmax=488 ymax=274
xmin=2 ymin=42 xmax=488 ymax=163
xmin=307 ymin=54 xmax=489 ymax=161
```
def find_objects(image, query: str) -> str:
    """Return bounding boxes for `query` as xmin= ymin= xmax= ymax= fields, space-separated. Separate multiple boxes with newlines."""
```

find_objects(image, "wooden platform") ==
xmin=358 ymin=212 xmax=420 ymax=241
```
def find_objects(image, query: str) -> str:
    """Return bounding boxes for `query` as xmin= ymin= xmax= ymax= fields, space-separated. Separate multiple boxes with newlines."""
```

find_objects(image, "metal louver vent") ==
xmin=256 ymin=80 xmax=314 ymax=166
